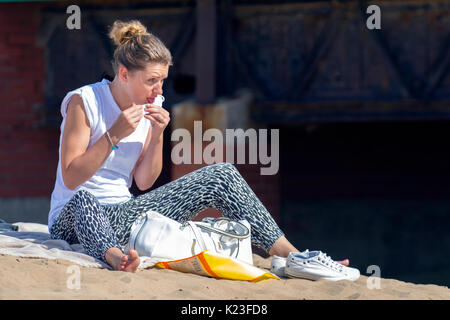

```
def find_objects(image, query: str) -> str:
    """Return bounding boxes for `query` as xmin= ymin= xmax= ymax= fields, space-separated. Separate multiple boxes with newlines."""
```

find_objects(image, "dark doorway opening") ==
xmin=279 ymin=121 xmax=450 ymax=286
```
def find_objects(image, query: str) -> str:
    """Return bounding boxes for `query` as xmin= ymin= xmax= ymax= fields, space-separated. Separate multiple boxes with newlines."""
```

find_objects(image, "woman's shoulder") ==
xmin=61 ymin=79 xmax=109 ymax=123
xmin=78 ymin=79 xmax=109 ymax=96
xmin=64 ymin=80 xmax=109 ymax=107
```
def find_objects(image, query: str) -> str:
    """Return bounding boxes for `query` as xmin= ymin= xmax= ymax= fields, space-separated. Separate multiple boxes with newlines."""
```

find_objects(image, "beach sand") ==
xmin=1 ymin=253 xmax=449 ymax=300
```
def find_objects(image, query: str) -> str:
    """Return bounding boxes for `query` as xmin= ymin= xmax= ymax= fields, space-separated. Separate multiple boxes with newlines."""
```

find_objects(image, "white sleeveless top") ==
xmin=48 ymin=78 xmax=155 ymax=230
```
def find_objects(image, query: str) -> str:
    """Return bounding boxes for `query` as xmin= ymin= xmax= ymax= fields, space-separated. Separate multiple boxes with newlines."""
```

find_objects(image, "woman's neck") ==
xmin=108 ymin=77 xmax=132 ymax=111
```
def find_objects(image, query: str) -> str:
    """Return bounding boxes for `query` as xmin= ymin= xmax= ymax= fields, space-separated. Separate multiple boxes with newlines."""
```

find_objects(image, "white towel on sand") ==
xmin=0 ymin=222 xmax=157 ymax=270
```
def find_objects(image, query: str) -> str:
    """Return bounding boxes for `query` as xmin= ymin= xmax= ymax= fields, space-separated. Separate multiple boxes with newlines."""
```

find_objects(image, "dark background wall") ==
xmin=279 ymin=121 xmax=450 ymax=286
xmin=0 ymin=0 xmax=449 ymax=287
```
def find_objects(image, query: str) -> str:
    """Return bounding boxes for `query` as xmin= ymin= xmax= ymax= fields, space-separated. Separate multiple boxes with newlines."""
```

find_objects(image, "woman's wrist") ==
xmin=149 ymin=132 xmax=163 ymax=145
xmin=105 ymin=130 xmax=120 ymax=150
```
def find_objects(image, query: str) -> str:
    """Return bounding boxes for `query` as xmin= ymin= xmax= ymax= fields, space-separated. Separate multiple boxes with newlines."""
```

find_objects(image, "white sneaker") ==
xmin=270 ymin=255 xmax=287 ymax=277
xmin=285 ymin=250 xmax=360 ymax=282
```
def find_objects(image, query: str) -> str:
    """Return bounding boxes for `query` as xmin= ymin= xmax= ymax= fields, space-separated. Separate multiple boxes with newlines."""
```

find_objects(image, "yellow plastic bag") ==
xmin=156 ymin=250 xmax=280 ymax=282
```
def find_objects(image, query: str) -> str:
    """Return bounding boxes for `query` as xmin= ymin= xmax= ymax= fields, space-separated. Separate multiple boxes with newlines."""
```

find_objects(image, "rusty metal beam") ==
xmin=290 ymin=3 xmax=347 ymax=100
xmin=358 ymin=1 xmax=419 ymax=100
xmin=169 ymin=6 xmax=196 ymax=65
xmin=424 ymin=33 xmax=450 ymax=102
xmin=196 ymin=0 xmax=217 ymax=104
xmin=230 ymin=37 xmax=270 ymax=101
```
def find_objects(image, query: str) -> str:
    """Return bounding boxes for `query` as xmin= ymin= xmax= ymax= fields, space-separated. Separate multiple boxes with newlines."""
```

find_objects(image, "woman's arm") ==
xmin=133 ymin=129 xmax=163 ymax=191
xmin=61 ymin=94 xmax=118 ymax=190
xmin=133 ymin=103 xmax=170 ymax=191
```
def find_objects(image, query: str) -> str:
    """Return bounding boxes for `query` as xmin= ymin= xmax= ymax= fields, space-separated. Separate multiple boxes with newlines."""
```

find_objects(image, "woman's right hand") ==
xmin=108 ymin=103 xmax=144 ymax=140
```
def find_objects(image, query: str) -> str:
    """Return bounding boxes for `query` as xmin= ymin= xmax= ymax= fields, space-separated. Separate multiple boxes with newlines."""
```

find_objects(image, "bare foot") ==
xmin=338 ymin=259 xmax=350 ymax=267
xmin=105 ymin=247 xmax=140 ymax=272
xmin=118 ymin=249 xmax=140 ymax=272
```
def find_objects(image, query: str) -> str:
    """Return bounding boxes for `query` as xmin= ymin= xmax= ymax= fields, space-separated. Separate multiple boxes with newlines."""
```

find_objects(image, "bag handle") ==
xmin=195 ymin=218 xmax=250 ymax=239
xmin=187 ymin=220 xmax=242 ymax=259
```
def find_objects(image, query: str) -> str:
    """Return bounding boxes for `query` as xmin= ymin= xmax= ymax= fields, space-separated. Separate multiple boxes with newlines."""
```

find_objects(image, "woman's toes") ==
xmin=119 ymin=255 xmax=128 ymax=270
xmin=120 ymin=250 xmax=140 ymax=272
xmin=338 ymin=259 xmax=349 ymax=266
xmin=128 ymin=249 xmax=139 ymax=260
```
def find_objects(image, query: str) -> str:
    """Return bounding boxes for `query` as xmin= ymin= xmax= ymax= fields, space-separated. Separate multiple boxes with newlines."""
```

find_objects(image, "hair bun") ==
xmin=109 ymin=20 xmax=148 ymax=46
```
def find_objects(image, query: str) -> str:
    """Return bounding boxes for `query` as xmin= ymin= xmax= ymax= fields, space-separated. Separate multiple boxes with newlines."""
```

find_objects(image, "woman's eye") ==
xmin=148 ymin=78 xmax=165 ymax=86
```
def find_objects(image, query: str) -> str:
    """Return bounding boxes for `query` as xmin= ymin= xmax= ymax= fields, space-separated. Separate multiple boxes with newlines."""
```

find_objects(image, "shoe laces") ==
xmin=317 ymin=252 xmax=344 ymax=272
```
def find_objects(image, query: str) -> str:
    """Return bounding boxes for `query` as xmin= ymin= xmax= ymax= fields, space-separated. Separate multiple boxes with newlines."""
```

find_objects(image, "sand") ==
xmin=1 ymin=254 xmax=449 ymax=300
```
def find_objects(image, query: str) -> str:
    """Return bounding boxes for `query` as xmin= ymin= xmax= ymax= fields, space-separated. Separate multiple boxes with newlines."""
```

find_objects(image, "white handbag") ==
xmin=125 ymin=211 xmax=253 ymax=265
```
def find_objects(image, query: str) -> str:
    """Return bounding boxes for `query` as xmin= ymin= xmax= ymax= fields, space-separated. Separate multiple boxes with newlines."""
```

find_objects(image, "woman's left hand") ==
xmin=144 ymin=105 xmax=170 ymax=137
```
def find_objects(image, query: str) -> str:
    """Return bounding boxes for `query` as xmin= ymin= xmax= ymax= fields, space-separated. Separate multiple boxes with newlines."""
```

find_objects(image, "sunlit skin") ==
xmin=104 ymin=63 xmax=350 ymax=272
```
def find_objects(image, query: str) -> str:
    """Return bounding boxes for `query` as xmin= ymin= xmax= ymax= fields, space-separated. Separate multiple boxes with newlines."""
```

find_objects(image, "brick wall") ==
xmin=0 ymin=2 xmax=59 ymax=198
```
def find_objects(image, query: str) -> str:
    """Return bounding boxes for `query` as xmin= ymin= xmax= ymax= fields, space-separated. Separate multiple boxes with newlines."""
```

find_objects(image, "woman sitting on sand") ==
xmin=48 ymin=19 xmax=358 ymax=281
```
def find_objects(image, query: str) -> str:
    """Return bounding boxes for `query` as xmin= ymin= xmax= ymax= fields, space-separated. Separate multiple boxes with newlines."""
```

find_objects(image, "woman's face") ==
xmin=124 ymin=62 xmax=169 ymax=105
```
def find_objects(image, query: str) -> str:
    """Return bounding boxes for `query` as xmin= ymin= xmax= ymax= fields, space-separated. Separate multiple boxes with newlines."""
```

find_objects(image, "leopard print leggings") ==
xmin=50 ymin=162 xmax=284 ymax=263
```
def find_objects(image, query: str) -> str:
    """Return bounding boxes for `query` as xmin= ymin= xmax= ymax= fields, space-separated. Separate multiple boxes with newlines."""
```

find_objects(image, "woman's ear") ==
xmin=119 ymin=66 xmax=129 ymax=82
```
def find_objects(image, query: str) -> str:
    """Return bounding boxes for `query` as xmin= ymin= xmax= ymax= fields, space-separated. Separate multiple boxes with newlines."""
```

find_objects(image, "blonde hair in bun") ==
xmin=108 ymin=19 xmax=172 ymax=74
xmin=109 ymin=20 xmax=148 ymax=46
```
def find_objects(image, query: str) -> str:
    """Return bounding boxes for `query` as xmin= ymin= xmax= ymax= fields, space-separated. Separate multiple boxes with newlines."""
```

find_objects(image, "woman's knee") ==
xmin=206 ymin=162 xmax=247 ymax=192
xmin=210 ymin=162 xmax=239 ymax=176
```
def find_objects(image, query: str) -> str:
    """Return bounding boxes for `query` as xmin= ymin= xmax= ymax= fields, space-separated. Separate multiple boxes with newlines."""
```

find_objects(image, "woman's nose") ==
xmin=153 ymin=83 xmax=163 ymax=95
